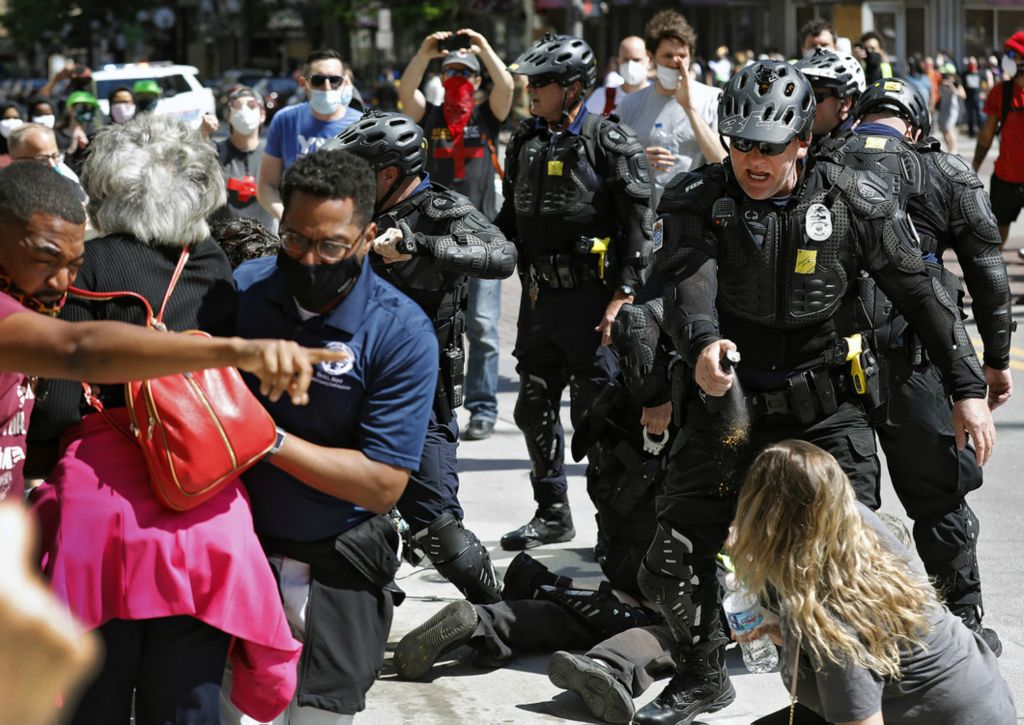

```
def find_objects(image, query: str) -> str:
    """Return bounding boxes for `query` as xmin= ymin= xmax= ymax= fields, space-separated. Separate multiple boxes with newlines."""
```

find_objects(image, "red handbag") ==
xmin=70 ymin=247 xmax=276 ymax=511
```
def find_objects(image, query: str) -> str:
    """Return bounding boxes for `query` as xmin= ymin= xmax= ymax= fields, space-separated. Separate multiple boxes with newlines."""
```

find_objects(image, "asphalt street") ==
xmin=362 ymin=132 xmax=1024 ymax=723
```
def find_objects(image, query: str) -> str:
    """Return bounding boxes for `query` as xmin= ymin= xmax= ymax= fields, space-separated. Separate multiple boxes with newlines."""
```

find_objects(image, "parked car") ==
xmin=251 ymin=76 xmax=301 ymax=122
xmin=91 ymin=63 xmax=215 ymax=127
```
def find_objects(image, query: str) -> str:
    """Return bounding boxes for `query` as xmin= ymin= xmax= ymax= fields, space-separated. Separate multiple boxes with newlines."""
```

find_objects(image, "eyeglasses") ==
xmin=813 ymin=89 xmax=838 ymax=103
xmin=229 ymin=99 xmax=261 ymax=110
xmin=443 ymin=68 xmax=477 ymax=79
xmin=729 ymin=137 xmax=791 ymax=156
xmin=527 ymin=75 xmax=560 ymax=89
xmin=280 ymin=229 xmax=358 ymax=261
xmin=307 ymin=74 xmax=345 ymax=89
xmin=24 ymin=151 xmax=61 ymax=165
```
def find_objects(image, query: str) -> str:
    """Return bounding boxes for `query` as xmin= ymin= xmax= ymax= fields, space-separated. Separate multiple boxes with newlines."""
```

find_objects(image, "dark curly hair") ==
xmin=644 ymin=10 xmax=697 ymax=56
xmin=280 ymin=150 xmax=377 ymax=227
xmin=0 ymin=161 xmax=86 ymax=226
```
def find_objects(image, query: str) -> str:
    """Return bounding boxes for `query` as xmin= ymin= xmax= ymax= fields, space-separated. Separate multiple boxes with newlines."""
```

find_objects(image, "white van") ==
xmin=91 ymin=63 xmax=215 ymax=127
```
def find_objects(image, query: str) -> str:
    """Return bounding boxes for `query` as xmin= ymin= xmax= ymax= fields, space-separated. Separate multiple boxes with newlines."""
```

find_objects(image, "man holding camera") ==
xmin=399 ymin=30 xmax=515 ymax=442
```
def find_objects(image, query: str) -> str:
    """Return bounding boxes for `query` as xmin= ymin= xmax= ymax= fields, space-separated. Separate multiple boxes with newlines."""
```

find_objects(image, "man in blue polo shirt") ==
xmin=233 ymin=149 xmax=437 ymax=723
xmin=256 ymin=48 xmax=363 ymax=224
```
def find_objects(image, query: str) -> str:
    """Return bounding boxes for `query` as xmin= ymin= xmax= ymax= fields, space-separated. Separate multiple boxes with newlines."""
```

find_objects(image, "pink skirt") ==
xmin=39 ymin=410 xmax=300 ymax=721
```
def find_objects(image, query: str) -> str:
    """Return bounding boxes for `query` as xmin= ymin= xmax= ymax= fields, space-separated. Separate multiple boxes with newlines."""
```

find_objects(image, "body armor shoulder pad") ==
xmin=824 ymin=161 xmax=896 ymax=218
xmin=815 ymin=131 xmax=852 ymax=160
xmin=930 ymin=150 xmax=982 ymax=189
xmin=657 ymin=165 xmax=726 ymax=215
xmin=832 ymin=134 xmax=926 ymax=198
xmin=418 ymin=186 xmax=478 ymax=221
xmin=914 ymin=136 xmax=942 ymax=152
xmin=596 ymin=117 xmax=644 ymax=157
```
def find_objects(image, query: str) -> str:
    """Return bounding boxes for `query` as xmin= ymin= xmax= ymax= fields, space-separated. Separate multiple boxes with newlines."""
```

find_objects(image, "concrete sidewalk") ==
xmin=361 ymin=129 xmax=1024 ymax=723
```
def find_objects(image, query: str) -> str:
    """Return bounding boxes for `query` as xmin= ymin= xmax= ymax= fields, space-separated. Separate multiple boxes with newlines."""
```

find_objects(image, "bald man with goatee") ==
xmin=585 ymin=36 xmax=651 ymax=116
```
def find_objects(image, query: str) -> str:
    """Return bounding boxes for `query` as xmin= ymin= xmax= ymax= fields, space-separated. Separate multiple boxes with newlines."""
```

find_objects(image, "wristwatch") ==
xmin=264 ymin=426 xmax=287 ymax=460
xmin=617 ymin=284 xmax=636 ymax=298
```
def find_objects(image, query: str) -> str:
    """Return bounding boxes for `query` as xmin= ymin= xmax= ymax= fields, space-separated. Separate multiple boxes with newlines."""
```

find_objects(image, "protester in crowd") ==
xmin=229 ymin=149 xmax=439 ymax=724
xmin=399 ymin=30 xmax=514 ymax=442
xmin=856 ymin=31 xmax=894 ymax=82
xmin=797 ymin=18 xmax=836 ymax=58
xmin=26 ymin=116 xmax=314 ymax=725
xmin=27 ymin=96 xmax=56 ymax=129
xmin=106 ymin=86 xmax=136 ymax=124
xmin=936 ymin=62 xmax=966 ymax=154
xmin=55 ymin=90 xmax=101 ymax=175
xmin=616 ymin=9 xmax=725 ymax=205
xmin=974 ymin=31 xmax=1024 ymax=253
xmin=38 ymin=62 xmax=93 ymax=106
xmin=585 ymin=35 xmax=651 ymax=116
xmin=707 ymin=45 xmax=732 ymax=89
xmin=257 ymin=49 xmax=362 ymax=222
xmin=212 ymin=86 xmax=277 ymax=230
xmin=905 ymin=55 xmax=934 ymax=119
xmin=737 ymin=441 xmax=1017 ymax=725
xmin=963 ymin=56 xmax=983 ymax=136
xmin=0 ymin=102 xmax=24 ymax=168
xmin=7 ymin=123 xmax=87 ymax=200
xmin=132 ymin=80 xmax=162 ymax=115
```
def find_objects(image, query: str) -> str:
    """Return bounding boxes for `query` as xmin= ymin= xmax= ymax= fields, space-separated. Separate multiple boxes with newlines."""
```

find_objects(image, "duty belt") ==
xmin=528 ymin=236 xmax=611 ymax=290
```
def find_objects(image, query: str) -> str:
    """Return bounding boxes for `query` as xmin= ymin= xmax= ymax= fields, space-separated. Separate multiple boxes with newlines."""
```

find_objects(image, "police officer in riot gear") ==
xmin=496 ymin=33 xmax=656 ymax=550
xmin=637 ymin=61 xmax=995 ymax=724
xmin=819 ymin=77 xmax=1013 ymax=655
xmin=794 ymin=46 xmax=866 ymax=150
xmin=326 ymin=110 xmax=517 ymax=603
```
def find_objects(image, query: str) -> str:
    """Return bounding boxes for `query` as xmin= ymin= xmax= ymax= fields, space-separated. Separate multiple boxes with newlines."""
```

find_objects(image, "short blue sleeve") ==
xmin=264 ymin=108 xmax=287 ymax=160
xmin=359 ymin=317 xmax=438 ymax=470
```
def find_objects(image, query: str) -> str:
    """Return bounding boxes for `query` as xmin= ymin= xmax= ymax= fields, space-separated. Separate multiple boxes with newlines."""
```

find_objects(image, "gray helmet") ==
xmin=851 ymin=77 xmax=931 ymax=137
xmin=508 ymin=33 xmax=597 ymax=90
xmin=324 ymin=109 xmax=425 ymax=177
xmin=718 ymin=60 xmax=815 ymax=144
xmin=794 ymin=47 xmax=867 ymax=99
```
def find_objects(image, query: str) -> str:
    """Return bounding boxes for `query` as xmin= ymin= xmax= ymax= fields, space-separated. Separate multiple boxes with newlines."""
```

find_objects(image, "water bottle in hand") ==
xmin=723 ymin=581 xmax=779 ymax=673
xmin=650 ymin=122 xmax=679 ymax=186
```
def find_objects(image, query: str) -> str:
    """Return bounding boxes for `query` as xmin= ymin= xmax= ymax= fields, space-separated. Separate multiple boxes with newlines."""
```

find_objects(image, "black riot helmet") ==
xmin=718 ymin=60 xmax=816 ymax=145
xmin=851 ymin=77 xmax=931 ymax=138
xmin=324 ymin=109 xmax=426 ymax=178
xmin=508 ymin=33 xmax=598 ymax=90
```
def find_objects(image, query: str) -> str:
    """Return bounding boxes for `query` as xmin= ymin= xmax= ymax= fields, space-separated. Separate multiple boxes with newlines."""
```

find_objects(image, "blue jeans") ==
xmin=464 ymin=277 xmax=501 ymax=423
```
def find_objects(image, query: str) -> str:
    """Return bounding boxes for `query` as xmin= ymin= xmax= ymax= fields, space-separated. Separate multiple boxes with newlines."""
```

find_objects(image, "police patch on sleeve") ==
xmin=805 ymin=202 xmax=833 ymax=242
xmin=653 ymin=217 xmax=664 ymax=252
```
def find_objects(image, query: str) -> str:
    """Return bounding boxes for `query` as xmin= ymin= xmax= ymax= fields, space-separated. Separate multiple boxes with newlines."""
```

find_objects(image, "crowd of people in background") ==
xmin=0 ymin=9 xmax=1021 ymax=725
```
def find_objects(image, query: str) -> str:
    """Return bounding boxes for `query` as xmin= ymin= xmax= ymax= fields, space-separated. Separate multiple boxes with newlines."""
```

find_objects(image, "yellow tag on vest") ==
xmin=864 ymin=136 xmax=888 ymax=149
xmin=547 ymin=160 xmax=564 ymax=176
xmin=795 ymin=249 xmax=817 ymax=274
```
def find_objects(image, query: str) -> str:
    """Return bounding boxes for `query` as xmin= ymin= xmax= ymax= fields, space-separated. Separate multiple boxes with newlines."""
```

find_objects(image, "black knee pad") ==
xmin=418 ymin=512 xmax=502 ymax=604
xmin=513 ymin=374 xmax=556 ymax=432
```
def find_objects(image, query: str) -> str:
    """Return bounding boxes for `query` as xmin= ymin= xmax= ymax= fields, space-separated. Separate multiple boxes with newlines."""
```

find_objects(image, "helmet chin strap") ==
xmin=556 ymin=85 xmax=582 ymax=129
xmin=374 ymin=172 xmax=408 ymax=216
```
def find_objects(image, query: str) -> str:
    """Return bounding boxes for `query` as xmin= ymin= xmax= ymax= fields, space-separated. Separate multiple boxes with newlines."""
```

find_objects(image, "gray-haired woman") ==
xmin=29 ymin=114 xmax=301 ymax=724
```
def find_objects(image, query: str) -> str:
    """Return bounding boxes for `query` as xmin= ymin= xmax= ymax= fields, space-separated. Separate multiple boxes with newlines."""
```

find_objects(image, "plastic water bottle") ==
xmin=723 ymin=579 xmax=779 ymax=673
xmin=649 ymin=122 xmax=679 ymax=187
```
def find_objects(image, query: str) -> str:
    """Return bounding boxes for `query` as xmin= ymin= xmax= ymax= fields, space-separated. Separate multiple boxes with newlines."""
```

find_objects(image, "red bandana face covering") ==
xmin=0 ymin=273 xmax=66 ymax=316
xmin=442 ymin=76 xmax=476 ymax=138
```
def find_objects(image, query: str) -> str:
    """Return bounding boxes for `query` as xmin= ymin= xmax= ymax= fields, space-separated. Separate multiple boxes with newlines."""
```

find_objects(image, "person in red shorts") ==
xmin=973 ymin=30 xmax=1024 ymax=254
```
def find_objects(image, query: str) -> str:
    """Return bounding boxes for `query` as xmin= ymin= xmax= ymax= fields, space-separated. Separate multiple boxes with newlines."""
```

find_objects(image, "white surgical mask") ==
xmin=31 ymin=114 xmax=55 ymax=128
xmin=618 ymin=60 xmax=647 ymax=86
xmin=309 ymin=89 xmax=343 ymax=115
xmin=110 ymin=102 xmax=136 ymax=124
xmin=1002 ymin=55 xmax=1021 ymax=78
xmin=230 ymin=105 xmax=262 ymax=134
xmin=0 ymin=118 xmax=23 ymax=138
xmin=655 ymin=64 xmax=681 ymax=90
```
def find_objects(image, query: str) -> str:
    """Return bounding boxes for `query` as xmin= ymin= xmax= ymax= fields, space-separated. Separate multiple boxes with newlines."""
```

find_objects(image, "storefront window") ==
xmin=997 ymin=10 xmax=1024 ymax=47
xmin=965 ymin=8 xmax=995 ymax=59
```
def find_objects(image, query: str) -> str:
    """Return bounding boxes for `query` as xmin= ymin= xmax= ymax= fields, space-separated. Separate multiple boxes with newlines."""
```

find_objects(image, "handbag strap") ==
xmin=788 ymin=633 xmax=801 ymax=725
xmin=156 ymin=246 xmax=191 ymax=324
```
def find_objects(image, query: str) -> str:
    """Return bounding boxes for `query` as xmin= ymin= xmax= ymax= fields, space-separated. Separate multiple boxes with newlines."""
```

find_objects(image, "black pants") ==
xmin=71 ymin=616 xmax=231 ymax=725
xmin=877 ymin=354 xmax=983 ymax=609
xmin=470 ymin=600 xmax=675 ymax=696
xmin=397 ymin=409 xmax=463 ymax=532
xmin=753 ymin=703 xmax=830 ymax=725
xmin=513 ymin=279 xmax=618 ymax=505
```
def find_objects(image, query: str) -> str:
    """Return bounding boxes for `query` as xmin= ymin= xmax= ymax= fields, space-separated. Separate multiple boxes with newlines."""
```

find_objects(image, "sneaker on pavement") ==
xmin=462 ymin=418 xmax=495 ymax=441
xmin=393 ymin=599 xmax=479 ymax=680
xmin=548 ymin=651 xmax=635 ymax=724
xmin=952 ymin=604 xmax=1003 ymax=657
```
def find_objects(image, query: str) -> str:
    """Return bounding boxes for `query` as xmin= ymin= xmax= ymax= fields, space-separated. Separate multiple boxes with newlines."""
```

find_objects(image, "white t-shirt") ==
xmin=615 ymin=79 xmax=722 ymax=203
xmin=584 ymin=81 xmax=649 ymax=116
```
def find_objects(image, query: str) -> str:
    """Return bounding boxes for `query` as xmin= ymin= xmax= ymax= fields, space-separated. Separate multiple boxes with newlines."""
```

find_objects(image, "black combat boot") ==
xmin=548 ymin=651 xmax=636 ymax=724
xmin=951 ymin=603 xmax=1002 ymax=657
xmin=632 ymin=636 xmax=735 ymax=725
xmin=501 ymin=551 xmax=573 ymax=601
xmin=500 ymin=501 xmax=575 ymax=550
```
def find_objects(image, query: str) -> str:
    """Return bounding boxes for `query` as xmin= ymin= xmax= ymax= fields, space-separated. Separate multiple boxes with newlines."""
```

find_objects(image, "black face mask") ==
xmin=276 ymin=249 xmax=363 ymax=314
xmin=76 ymin=109 xmax=95 ymax=124
xmin=137 ymin=98 xmax=158 ymax=113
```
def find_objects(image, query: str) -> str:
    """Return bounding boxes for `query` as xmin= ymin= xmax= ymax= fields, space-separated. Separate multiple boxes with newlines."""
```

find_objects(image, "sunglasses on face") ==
xmin=527 ymin=75 xmax=560 ymax=89
xmin=307 ymin=74 xmax=345 ymax=89
xmin=444 ymin=68 xmax=476 ymax=79
xmin=813 ymin=89 xmax=838 ymax=103
xmin=730 ymin=137 xmax=791 ymax=156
